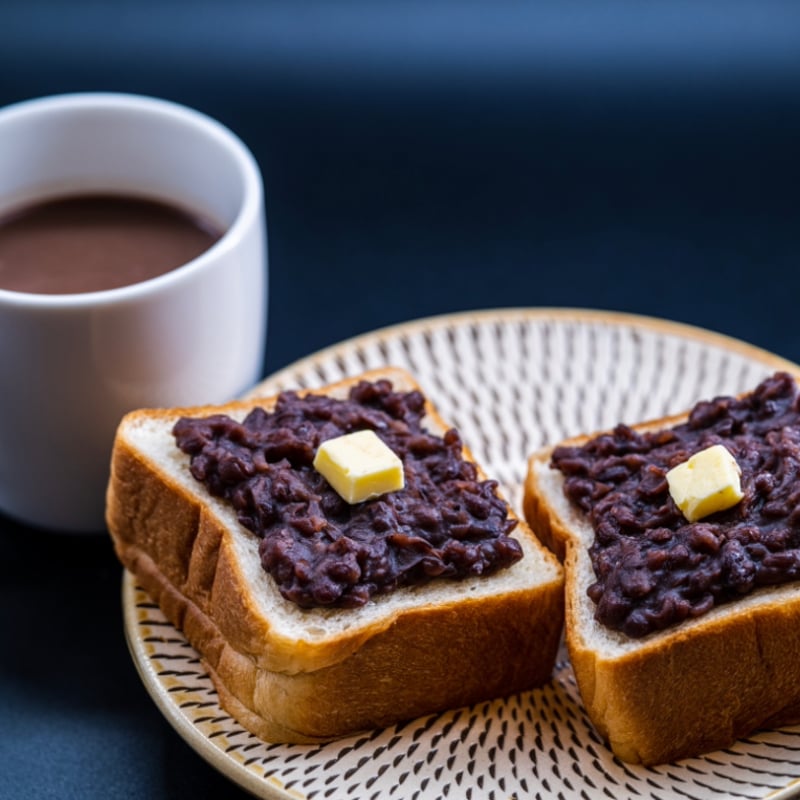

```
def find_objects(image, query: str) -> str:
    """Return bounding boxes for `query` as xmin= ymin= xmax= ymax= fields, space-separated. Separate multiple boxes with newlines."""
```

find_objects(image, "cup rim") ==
xmin=0 ymin=92 xmax=263 ymax=309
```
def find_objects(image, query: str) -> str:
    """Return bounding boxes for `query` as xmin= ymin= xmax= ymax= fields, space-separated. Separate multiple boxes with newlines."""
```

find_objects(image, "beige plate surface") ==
xmin=123 ymin=307 xmax=800 ymax=800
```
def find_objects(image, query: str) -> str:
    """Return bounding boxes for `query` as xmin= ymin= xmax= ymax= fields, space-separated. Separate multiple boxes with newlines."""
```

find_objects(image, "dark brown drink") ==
xmin=0 ymin=194 xmax=224 ymax=294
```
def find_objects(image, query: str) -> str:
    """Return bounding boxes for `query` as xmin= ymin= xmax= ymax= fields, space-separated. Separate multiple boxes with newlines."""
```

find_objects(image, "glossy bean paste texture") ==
xmin=551 ymin=372 xmax=800 ymax=638
xmin=173 ymin=380 xmax=522 ymax=608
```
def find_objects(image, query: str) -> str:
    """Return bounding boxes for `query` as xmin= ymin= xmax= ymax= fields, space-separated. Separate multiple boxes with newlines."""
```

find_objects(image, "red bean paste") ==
xmin=551 ymin=372 xmax=800 ymax=638
xmin=173 ymin=379 xmax=522 ymax=608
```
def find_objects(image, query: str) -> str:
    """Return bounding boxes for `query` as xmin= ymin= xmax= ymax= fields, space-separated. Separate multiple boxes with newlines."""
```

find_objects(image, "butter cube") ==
xmin=313 ymin=429 xmax=405 ymax=504
xmin=666 ymin=444 xmax=744 ymax=522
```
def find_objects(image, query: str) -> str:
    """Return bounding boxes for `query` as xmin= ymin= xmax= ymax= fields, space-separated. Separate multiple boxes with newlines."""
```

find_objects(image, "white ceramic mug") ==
xmin=0 ymin=93 xmax=267 ymax=531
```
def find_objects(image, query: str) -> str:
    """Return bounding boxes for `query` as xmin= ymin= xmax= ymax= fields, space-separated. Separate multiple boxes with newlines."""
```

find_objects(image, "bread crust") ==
xmin=107 ymin=367 xmax=564 ymax=743
xmin=523 ymin=407 xmax=800 ymax=765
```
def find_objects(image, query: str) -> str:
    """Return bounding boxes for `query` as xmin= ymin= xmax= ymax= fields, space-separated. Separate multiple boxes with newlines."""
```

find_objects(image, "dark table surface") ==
xmin=3 ymin=2 xmax=800 ymax=798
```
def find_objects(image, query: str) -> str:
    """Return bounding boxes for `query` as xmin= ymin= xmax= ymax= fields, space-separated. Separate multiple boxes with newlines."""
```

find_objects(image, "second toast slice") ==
xmin=524 ymin=371 xmax=800 ymax=765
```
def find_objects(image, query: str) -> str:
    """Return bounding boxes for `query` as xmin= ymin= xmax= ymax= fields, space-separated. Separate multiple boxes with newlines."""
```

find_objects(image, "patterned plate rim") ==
xmin=122 ymin=306 xmax=800 ymax=800
xmin=253 ymin=307 xmax=800 ymax=394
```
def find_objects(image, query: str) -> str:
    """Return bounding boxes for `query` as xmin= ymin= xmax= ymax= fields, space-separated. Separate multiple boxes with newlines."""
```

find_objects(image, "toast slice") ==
xmin=523 ymin=371 xmax=800 ymax=765
xmin=107 ymin=366 xmax=564 ymax=743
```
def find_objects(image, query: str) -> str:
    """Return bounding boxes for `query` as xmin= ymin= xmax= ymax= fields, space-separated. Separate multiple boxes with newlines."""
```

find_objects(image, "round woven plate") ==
xmin=123 ymin=308 xmax=800 ymax=800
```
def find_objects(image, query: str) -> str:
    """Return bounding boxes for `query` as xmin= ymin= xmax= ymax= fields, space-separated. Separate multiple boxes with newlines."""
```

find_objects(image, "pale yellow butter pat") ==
xmin=313 ymin=429 xmax=405 ymax=504
xmin=666 ymin=443 xmax=744 ymax=522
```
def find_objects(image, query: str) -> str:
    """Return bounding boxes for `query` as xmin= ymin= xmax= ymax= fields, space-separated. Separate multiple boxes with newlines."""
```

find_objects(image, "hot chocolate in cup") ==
xmin=0 ymin=93 xmax=267 ymax=532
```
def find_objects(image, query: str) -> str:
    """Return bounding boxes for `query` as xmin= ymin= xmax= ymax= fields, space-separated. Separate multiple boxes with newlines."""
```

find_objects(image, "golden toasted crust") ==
xmin=523 ymin=408 xmax=800 ymax=765
xmin=107 ymin=367 xmax=565 ymax=743
xmin=126 ymin=536 xmax=564 ymax=742
xmin=566 ymin=594 xmax=800 ymax=765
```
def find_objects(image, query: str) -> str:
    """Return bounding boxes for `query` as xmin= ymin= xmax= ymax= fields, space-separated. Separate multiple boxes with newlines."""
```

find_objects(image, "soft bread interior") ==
xmin=526 ymin=441 xmax=800 ymax=765
xmin=129 ymin=408 xmax=559 ymax=642
xmin=117 ymin=367 xmax=562 ymax=675
xmin=530 ymin=455 xmax=800 ymax=658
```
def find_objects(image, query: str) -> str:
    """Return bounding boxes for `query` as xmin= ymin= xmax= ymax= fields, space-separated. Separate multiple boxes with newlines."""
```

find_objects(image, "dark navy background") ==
xmin=2 ymin=2 xmax=800 ymax=797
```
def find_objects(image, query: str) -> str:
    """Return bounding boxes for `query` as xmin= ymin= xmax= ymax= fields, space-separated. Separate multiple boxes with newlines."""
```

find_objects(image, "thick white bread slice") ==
xmin=524 ymin=413 xmax=800 ymax=766
xmin=107 ymin=366 xmax=564 ymax=743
